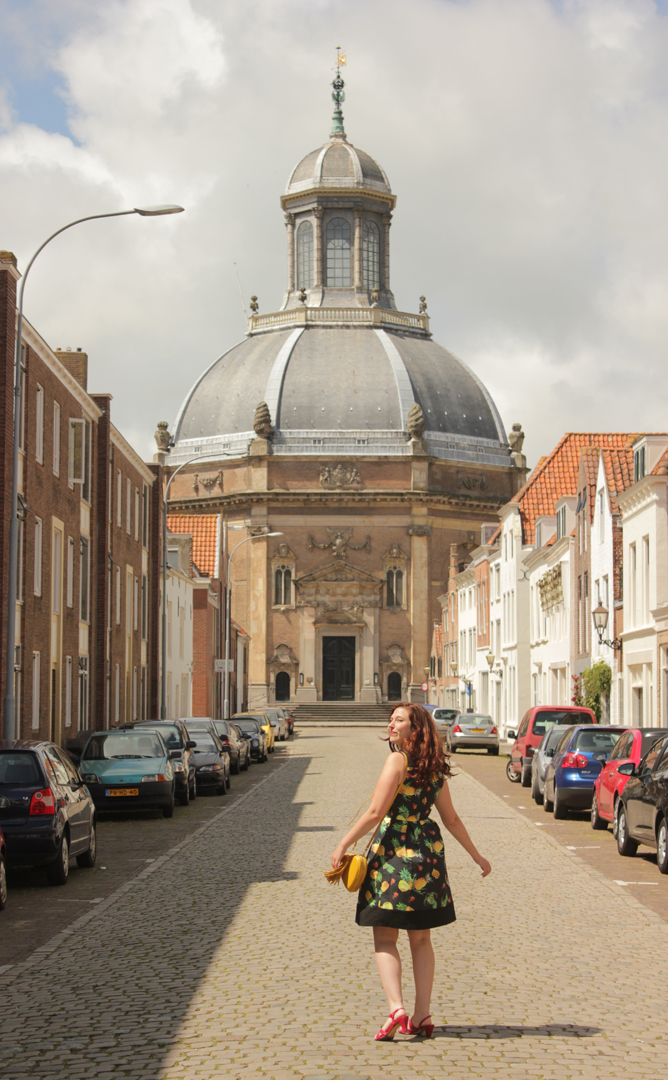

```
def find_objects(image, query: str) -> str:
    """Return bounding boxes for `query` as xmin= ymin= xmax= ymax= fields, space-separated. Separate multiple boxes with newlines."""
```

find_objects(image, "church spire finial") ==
xmin=330 ymin=46 xmax=347 ymax=138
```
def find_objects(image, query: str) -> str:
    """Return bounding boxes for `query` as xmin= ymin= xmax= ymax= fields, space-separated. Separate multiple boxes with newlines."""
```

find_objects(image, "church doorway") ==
xmin=387 ymin=671 xmax=402 ymax=701
xmin=322 ymin=637 xmax=355 ymax=701
xmin=275 ymin=671 xmax=290 ymax=702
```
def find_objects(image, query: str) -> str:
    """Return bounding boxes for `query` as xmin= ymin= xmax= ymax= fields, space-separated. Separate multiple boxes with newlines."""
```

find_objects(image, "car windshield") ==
xmin=543 ymin=726 xmax=568 ymax=752
xmin=573 ymin=730 xmax=620 ymax=754
xmin=214 ymin=722 xmax=230 ymax=736
xmin=137 ymin=724 xmax=183 ymax=749
xmin=235 ymin=720 xmax=260 ymax=734
xmin=433 ymin=710 xmax=458 ymax=721
xmin=83 ymin=733 xmax=164 ymax=760
xmin=641 ymin=732 xmax=665 ymax=756
xmin=461 ymin=715 xmax=491 ymax=725
xmin=0 ymin=751 xmax=43 ymax=785
xmin=534 ymin=710 xmax=592 ymax=736
xmin=191 ymin=734 xmax=218 ymax=753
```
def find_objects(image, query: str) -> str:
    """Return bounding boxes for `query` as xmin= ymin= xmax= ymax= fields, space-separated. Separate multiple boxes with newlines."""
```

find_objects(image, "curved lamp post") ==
xmin=592 ymin=604 xmax=622 ymax=652
xmin=2 ymin=204 xmax=184 ymax=745
xmin=224 ymin=531 xmax=283 ymax=719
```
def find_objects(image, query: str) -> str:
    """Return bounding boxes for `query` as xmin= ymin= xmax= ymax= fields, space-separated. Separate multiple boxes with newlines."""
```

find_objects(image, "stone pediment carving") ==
xmin=385 ymin=643 xmax=408 ymax=664
xmin=313 ymin=606 xmax=365 ymax=627
xmin=268 ymin=643 xmax=298 ymax=665
xmin=308 ymin=528 xmax=370 ymax=560
xmin=295 ymin=560 xmax=380 ymax=587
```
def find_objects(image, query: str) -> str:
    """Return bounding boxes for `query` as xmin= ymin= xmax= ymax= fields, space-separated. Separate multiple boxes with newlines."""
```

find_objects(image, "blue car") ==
xmin=80 ymin=730 xmax=175 ymax=818
xmin=543 ymin=725 xmax=623 ymax=819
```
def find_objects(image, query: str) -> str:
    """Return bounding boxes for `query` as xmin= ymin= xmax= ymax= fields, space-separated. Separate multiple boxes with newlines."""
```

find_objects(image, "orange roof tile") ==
xmin=511 ymin=433 xmax=640 ymax=544
xmin=652 ymin=448 xmax=668 ymax=477
xmin=167 ymin=514 xmax=220 ymax=577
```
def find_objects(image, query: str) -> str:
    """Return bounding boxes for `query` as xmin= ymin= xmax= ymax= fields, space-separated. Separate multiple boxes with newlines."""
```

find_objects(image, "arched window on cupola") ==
xmin=296 ymin=220 xmax=313 ymax=289
xmin=326 ymin=217 xmax=351 ymax=287
xmin=363 ymin=220 xmax=380 ymax=290
xmin=386 ymin=567 xmax=403 ymax=608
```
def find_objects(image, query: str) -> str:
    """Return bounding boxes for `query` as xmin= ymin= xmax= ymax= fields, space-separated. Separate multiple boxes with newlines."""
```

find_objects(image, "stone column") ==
xmin=248 ymin=530 xmax=269 ymax=709
xmin=408 ymin=517 xmax=431 ymax=701
xmin=360 ymin=606 xmax=379 ymax=702
xmin=383 ymin=212 xmax=392 ymax=292
xmin=297 ymin=605 xmax=318 ymax=701
xmin=285 ymin=213 xmax=295 ymax=292
xmin=354 ymin=209 xmax=363 ymax=289
xmin=314 ymin=207 xmax=324 ymax=287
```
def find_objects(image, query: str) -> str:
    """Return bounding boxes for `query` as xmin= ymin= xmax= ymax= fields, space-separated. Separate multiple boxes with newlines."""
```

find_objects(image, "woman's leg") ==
xmin=373 ymin=927 xmax=406 ymax=1030
xmin=407 ymin=928 xmax=435 ymax=1024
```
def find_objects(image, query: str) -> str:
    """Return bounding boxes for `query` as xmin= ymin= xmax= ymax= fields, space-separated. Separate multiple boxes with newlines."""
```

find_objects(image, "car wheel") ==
xmin=226 ymin=770 xmax=231 ymax=790
xmin=163 ymin=796 xmax=175 ymax=819
xmin=552 ymin=785 xmax=568 ymax=820
xmin=612 ymin=797 xmax=619 ymax=838
xmin=590 ymin=793 xmax=607 ymax=831
xmin=521 ymin=764 xmax=532 ymax=788
xmin=243 ymin=751 xmax=250 ymax=771
xmin=506 ymin=758 xmax=520 ymax=783
xmin=216 ymin=781 xmax=226 ymax=796
xmin=0 ymin=853 xmax=7 ymax=910
xmin=231 ymin=757 xmax=240 ymax=775
xmin=543 ymin=780 xmax=554 ymax=813
xmin=488 ymin=746 xmax=499 ymax=756
xmin=46 ymin=833 xmax=70 ymax=886
xmin=179 ymin=782 xmax=190 ymax=807
xmin=657 ymin=818 xmax=668 ymax=875
xmin=532 ymin=772 xmax=544 ymax=806
xmin=76 ymin=820 xmax=97 ymax=868
xmin=616 ymin=804 xmax=638 ymax=857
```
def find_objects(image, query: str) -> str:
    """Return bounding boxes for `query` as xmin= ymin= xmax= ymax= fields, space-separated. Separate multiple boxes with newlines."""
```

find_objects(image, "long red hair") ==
xmin=387 ymin=702 xmax=451 ymax=784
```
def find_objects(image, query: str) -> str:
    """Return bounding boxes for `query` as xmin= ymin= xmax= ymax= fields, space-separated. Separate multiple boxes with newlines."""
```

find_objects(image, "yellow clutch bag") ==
xmin=323 ymin=751 xmax=407 ymax=894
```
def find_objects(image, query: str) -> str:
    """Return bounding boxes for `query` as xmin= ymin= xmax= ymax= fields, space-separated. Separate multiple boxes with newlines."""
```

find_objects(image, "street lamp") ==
xmin=224 ymin=531 xmax=283 ymax=718
xmin=591 ymin=604 xmax=622 ymax=651
xmin=486 ymin=653 xmax=495 ymax=668
xmin=3 ymin=204 xmax=184 ymax=745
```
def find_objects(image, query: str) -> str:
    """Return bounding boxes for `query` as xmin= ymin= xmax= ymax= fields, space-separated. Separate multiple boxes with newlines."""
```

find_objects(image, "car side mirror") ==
xmin=507 ymin=730 xmax=517 ymax=741
xmin=617 ymin=761 xmax=635 ymax=776
xmin=186 ymin=740 xmax=197 ymax=750
xmin=546 ymin=748 xmax=555 ymax=758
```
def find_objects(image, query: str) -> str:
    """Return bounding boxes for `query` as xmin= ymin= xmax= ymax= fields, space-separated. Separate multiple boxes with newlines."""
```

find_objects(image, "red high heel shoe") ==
xmin=375 ymin=1007 xmax=409 ymax=1041
xmin=407 ymin=1014 xmax=434 ymax=1038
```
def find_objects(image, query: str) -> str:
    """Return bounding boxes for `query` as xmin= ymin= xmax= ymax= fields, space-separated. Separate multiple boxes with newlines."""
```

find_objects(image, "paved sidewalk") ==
xmin=1 ymin=728 xmax=666 ymax=1080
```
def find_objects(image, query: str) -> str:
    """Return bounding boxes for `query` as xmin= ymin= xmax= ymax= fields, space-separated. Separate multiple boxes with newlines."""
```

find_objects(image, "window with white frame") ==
xmin=643 ymin=536 xmax=650 ymax=624
xmin=135 ymin=488 xmax=139 ymax=541
xmin=67 ymin=536 xmax=74 ymax=607
xmin=142 ymin=483 xmax=149 ymax=548
xmin=18 ymin=365 xmax=26 ymax=452
xmin=115 ymin=663 xmax=120 ymax=722
xmin=629 ymin=543 xmax=637 ymax=628
xmin=556 ymin=505 xmax=566 ymax=541
xmin=362 ymin=220 xmax=380 ymax=290
xmin=34 ymin=518 xmax=43 ymax=596
xmin=115 ymin=565 xmax=121 ymax=624
xmin=16 ymin=519 xmax=24 ymax=604
xmin=141 ymin=574 xmax=148 ymax=640
xmin=32 ymin=651 xmax=40 ymax=729
xmin=603 ymin=574 xmax=609 ymax=609
xmin=296 ymin=220 xmax=314 ymax=289
xmin=126 ymin=478 xmax=131 ymax=534
xmin=53 ymin=402 xmax=60 ymax=476
xmin=35 ymin=385 xmax=44 ymax=464
xmin=386 ymin=567 xmax=403 ymax=608
xmin=326 ymin=217 xmax=352 ymax=287
xmin=80 ymin=538 xmax=89 ymax=622
xmin=65 ymin=656 xmax=72 ymax=727
xmin=274 ymin=565 xmax=292 ymax=606
xmin=82 ymin=420 xmax=91 ymax=503
xmin=634 ymin=445 xmax=646 ymax=483
xmin=117 ymin=469 xmax=122 ymax=527
xmin=134 ymin=577 xmax=139 ymax=631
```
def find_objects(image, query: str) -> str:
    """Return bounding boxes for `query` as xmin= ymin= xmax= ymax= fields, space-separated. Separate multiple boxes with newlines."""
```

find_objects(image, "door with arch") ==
xmin=275 ymin=671 xmax=290 ymax=702
xmin=387 ymin=671 xmax=402 ymax=701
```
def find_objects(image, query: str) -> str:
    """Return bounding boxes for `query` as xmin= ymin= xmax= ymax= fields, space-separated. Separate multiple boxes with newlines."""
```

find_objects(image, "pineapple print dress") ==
xmin=356 ymin=758 xmax=456 ymax=930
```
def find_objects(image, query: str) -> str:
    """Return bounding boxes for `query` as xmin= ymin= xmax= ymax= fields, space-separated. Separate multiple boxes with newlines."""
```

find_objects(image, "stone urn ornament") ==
xmin=253 ymin=401 xmax=273 ymax=438
xmin=154 ymin=420 xmax=171 ymax=452
xmin=407 ymin=402 xmax=426 ymax=440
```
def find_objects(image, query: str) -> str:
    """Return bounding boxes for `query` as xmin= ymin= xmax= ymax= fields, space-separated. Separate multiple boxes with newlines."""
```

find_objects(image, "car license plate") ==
xmin=470 ymin=729 xmax=485 ymax=733
xmin=106 ymin=788 xmax=139 ymax=796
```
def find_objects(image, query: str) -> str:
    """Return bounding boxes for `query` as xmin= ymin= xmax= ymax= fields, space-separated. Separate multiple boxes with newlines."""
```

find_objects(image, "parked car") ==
xmin=616 ymin=733 xmax=668 ymax=871
xmin=0 ymin=826 xmax=6 ymax=910
xmin=127 ymin=720 xmax=197 ymax=805
xmin=446 ymin=714 xmax=499 ymax=755
xmin=210 ymin=720 xmax=251 ymax=773
xmin=432 ymin=709 xmax=459 ymax=738
xmin=530 ymin=725 xmax=570 ymax=805
xmin=63 ymin=728 xmax=97 ymax=767
xmin=263 ymin=708 xmax=288 ymax=742
xmin=508 ymin=706 xmax=598 ymax=786
xmin=232 ymin=717 xmax=268 ymax=761
xmin=234 ymin=712 xmax=274 ymax=753
xmin=277 ymin=708 xmax=294 ymax=737
xmin=0 ymin=741 xmax=96 ymax=885
xmin=591 ymin=727 xmax=665 ymax=832
xmin=543 ymin=725 xmax=623 ymax=819
xmin=189 ymin=731 xmax=231 ymax=794
xmin=80 ymin=730 xmax=175 ymax=818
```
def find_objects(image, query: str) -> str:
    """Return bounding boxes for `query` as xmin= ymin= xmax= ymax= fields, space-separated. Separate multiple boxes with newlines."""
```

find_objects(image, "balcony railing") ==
xmin=248 ymin=306 xmax=430 ymax=336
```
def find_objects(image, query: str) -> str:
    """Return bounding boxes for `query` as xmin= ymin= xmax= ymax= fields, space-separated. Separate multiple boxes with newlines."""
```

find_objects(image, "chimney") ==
xmin=56 ymin=347 xmax=88 ymax=391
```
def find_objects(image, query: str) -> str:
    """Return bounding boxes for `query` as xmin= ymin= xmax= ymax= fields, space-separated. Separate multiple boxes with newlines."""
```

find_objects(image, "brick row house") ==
xmin=430 ymin=430 xmax=668 ymax=734
xmin=0 ymin=251 xmax=161 ymax=742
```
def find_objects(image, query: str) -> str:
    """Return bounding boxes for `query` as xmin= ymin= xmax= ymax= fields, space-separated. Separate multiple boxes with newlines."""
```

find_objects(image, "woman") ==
xmin=331 ymin=703 xmax=491 ymax=1041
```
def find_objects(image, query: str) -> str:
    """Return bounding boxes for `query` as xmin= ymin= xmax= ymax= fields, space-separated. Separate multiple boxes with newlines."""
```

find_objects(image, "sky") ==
xmin=2 ymin=0 xmax=668 ymax=469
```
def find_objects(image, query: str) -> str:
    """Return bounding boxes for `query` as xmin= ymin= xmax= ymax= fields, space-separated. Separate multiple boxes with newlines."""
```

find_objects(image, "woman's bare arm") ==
xmin=434 ymin=780 xmax=491 ymax=877
xmin=331 ymin=753 xmax=406 ymax=869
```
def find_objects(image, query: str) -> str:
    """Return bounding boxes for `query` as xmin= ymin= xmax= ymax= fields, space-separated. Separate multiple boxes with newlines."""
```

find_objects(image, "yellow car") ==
xmin=233 ymin=712 xmax=274 ymax=754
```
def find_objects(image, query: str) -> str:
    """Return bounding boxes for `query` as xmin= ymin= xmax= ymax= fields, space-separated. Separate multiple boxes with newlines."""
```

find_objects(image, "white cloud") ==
xmin=2 ymin=0 xmax=668 ymax=466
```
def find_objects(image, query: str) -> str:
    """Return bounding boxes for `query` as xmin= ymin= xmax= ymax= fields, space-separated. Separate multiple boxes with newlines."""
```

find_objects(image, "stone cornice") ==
xmin=618 ymin=473 xmax=666 ymax=519
xmin=167 ymin=488 xmax=509 ymax=515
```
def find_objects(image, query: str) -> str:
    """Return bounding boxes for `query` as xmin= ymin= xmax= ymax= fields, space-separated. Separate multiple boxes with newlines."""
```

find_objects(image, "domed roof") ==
xmin=286 ymin=137 xmax=391 ymax=197
xmin=173 ymin=326 xmax=506 ymax=454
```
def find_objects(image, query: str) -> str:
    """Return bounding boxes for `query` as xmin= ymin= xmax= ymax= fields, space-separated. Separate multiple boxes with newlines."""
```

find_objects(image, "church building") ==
xmin=163 ymin=65 xmax=526 ymax=712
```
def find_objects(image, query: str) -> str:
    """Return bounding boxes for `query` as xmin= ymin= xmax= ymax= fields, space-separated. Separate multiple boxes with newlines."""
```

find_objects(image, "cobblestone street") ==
xmin=1 ymin=728 xmax=667 ymax=1080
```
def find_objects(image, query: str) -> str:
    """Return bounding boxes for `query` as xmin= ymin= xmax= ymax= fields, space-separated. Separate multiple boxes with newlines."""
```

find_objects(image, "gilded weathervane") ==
xmin=331 ymin=46 xmax=347 ymax=137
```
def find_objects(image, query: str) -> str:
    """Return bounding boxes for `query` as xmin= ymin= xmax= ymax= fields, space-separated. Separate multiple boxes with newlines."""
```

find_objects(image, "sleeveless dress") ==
xmin=356 ymin=759 xmax=456 ymax=930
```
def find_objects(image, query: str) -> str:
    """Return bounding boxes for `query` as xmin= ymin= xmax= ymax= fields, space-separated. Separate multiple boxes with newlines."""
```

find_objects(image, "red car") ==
xmin=507 ymin=705 xmax=597 ymax=786
xmin=591 ymin=726 xmax=665 ymax=831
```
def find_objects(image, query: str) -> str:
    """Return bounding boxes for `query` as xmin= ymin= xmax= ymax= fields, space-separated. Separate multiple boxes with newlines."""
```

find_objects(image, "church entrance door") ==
xmin=322 ymin=637 xmax=355 ymax=701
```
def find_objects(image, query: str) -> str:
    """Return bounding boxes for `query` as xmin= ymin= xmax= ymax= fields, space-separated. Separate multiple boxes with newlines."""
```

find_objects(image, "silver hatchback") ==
xmin=447 ymin=714 xmax=499 ymax=755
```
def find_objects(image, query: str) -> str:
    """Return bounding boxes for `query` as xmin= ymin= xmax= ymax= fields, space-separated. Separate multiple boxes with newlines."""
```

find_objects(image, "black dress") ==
xmin=356 ymin=762 xmax=456 ymax=930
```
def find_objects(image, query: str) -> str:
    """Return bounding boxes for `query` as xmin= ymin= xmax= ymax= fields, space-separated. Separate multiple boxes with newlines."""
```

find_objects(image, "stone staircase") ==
xmin=290 ymin=702 xmax=390 ymax=723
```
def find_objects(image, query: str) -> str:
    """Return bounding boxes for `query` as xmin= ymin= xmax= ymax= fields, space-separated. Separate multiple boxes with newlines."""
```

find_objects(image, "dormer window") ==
xmin=326 ymin=217 xmax=351 ymax=286
xmin=297 ymin=220 xmax=313 ymax=289
xmin=363 ymin=220 xmax=380 ymax=289
xmin=556 ymin=505 xmax=566 ymax=540
xmin=634 ymin=445 xmax=646 ymax=482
